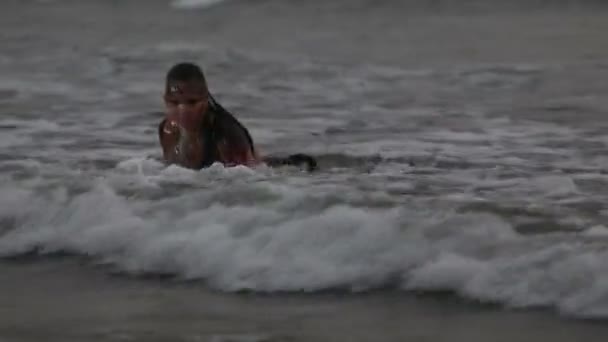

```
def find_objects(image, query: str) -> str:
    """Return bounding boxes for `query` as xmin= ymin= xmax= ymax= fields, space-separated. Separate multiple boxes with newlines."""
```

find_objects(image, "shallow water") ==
xmin=2 ymin=1 xmax=608 ymax=340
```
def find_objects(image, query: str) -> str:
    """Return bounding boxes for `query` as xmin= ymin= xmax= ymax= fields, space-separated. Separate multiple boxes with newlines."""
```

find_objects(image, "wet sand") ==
xmin=2 ymin=260 xmax=608 ymax=342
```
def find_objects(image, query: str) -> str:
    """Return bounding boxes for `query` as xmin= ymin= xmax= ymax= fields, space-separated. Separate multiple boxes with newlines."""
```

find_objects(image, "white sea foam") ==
xmin=1 ymin=163 xmax=608 ymax=318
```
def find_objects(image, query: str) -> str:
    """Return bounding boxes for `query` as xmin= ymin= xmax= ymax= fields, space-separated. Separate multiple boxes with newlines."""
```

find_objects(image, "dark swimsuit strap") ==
xmin=208 ymin=95 xmax=256 ymax=154
xmin=199 ymin=117 xmax=218 ymax=168
xmin=201 ymin=94 xmax=260 ymax=167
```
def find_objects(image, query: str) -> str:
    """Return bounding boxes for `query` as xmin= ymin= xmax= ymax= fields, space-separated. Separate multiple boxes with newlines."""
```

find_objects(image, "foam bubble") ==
xmin=531 ymin=175 xmax=580 ymax=197
xmin=171 ymin=0 xmax=228 ymax=9
xmin=584 ymin=225 xmax=608 ymax=237
xmin=404 ymin=253 xmax=488 ymax=292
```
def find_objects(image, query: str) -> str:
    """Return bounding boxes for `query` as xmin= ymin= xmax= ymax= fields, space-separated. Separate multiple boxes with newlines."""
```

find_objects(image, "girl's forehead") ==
xmin=166 ymin=81 xmax=207 ymax=95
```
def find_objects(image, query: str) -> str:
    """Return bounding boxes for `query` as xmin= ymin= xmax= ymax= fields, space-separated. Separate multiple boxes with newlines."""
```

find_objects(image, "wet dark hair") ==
xmin=165 ymin=62 xmax=231 ymax=115
xmin=165 ymin=62 xmax=207 ymax=93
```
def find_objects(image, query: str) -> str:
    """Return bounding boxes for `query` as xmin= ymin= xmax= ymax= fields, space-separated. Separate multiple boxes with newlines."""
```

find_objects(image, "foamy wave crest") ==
xmin=1 ymin=168 xmax=608 ymax=318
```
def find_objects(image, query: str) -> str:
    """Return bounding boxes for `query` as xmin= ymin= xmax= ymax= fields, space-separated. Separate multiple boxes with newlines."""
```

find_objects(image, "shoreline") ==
xmin=2 ymin=259 xmax=608 ymax=342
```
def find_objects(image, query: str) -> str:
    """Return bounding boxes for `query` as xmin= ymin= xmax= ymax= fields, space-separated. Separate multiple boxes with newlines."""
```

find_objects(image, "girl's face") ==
xmin=163 ymin=81 xmax=209 ymax=130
